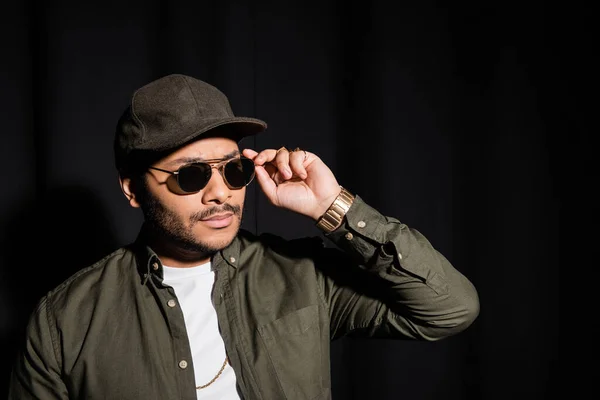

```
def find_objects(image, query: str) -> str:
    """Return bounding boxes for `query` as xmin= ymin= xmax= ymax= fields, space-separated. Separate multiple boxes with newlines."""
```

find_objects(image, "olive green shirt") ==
xmin=9 ymin=196 xmax=479 ymax=399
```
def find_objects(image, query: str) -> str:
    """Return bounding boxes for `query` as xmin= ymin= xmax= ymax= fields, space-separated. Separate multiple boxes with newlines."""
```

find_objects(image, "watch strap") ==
xmin=316 ymin=186 xmax=355 ymax=233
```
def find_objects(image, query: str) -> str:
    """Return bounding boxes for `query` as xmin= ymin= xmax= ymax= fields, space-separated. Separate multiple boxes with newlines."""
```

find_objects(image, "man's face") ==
xmin=135 ymin=136 xmax=247 ymax=257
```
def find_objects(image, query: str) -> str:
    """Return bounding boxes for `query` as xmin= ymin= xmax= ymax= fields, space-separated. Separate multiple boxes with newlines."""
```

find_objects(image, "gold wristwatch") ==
xmin=316 ymin=186 xmax=355 ymax=233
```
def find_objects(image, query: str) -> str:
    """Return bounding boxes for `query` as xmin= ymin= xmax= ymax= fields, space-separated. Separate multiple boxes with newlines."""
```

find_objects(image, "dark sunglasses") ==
xmin=148 ymin=156 xmax=255 ymax=194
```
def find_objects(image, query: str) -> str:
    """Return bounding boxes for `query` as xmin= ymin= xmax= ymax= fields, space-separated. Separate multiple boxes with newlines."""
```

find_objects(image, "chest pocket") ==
xmin=258 ymin=304 xmax=325 ymax=399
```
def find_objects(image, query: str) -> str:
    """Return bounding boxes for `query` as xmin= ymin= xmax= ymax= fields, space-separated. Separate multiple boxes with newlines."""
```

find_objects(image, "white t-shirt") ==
xmin=162 ymin=262 xmax=240 ymax=399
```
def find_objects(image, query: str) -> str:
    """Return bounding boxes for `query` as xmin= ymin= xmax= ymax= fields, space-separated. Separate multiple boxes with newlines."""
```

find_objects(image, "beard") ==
xmin=140 ymin=193 xmax=243 ymax=255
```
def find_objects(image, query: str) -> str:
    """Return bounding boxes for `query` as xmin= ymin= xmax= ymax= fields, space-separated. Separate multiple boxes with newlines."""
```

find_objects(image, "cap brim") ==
xmin=201 ymin=117 xmax=268 ymax=141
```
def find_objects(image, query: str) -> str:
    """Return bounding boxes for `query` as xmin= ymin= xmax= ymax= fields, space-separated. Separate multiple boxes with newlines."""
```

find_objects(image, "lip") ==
xmin=200 ymin=213 xmax=234 ymax=229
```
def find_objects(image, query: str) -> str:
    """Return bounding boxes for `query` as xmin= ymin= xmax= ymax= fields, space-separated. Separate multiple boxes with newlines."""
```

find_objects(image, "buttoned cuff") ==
xmin=324 ymin=195 xmax=441 ymax=290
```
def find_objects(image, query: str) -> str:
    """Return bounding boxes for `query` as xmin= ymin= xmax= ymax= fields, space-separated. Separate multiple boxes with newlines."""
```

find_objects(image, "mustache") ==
xmin=191 ymin=203 xmax=242 ymax=222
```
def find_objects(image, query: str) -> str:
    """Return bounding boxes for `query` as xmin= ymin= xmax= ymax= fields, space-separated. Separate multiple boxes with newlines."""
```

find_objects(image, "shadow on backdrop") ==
xmin=0 ymin=185 xmax=118 ymax=396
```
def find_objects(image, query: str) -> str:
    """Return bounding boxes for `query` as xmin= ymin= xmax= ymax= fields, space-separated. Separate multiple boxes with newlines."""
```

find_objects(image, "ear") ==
xmin=119 ymin=174 xmax=141 ymax=208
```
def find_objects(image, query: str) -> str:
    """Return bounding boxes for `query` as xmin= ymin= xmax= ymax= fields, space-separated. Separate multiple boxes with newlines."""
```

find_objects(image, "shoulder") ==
xmin=44 ymin=246 xmax=136 ymax=311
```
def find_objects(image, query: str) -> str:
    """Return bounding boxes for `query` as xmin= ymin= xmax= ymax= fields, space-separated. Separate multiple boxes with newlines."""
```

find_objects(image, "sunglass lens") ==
xmin=178 ymin=164 xmax=211 ymax=193
xmin=224 ymin=158 xmax=255 ymax=188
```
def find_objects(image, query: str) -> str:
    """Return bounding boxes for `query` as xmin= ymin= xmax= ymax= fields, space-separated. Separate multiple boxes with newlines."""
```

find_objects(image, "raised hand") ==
xmin=242 ymin=147 xmax=342 ymax=221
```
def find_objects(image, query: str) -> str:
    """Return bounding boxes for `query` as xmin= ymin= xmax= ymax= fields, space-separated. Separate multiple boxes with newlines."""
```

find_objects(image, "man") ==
xmin=9 ymin=74 xmax=479 ymax=399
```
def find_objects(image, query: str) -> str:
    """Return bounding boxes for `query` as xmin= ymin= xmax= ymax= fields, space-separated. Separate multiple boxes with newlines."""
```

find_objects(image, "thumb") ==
xmin=253 ymin=165 xmax=278 ymax=203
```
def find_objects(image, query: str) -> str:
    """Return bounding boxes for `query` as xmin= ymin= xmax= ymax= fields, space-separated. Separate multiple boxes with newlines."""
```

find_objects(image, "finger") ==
xmin=242 ymin=148 xmax=259 ymax=159
xmin=263 ymin=163 xmax=287 ymax=186
xmin=274 ymin=148 xmax=292 ymax=179
xmin=251 ymin=159 xmax=284 ymax=186
xmin=243 ymin=148 xmax=292 ymax=180
xmin=252 ymin=149 xmax=278 ymax=166
xmin=289 ymin=150 xmax=308 ymax=179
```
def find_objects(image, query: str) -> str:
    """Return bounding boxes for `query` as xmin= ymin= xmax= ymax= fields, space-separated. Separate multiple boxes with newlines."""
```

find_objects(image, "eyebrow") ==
xmin=165 ymin=150 xmax=240 ymax=167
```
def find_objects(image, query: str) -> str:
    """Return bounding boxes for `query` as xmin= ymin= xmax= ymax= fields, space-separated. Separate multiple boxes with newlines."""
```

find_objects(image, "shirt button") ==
xmin=345 ymin=232 xmax=354 ymax=240
xmin=357 ymin=221 xmax=366 ymax=228
xmin=152 ymin=262 xmax=159 ymax=271
xmin=229 ymin=256 xmax=236 ymax=263
xmin=179 ymin=360 xmax=188 ymax=369
xmin=167 ymin=299 xmax=177 ymax=308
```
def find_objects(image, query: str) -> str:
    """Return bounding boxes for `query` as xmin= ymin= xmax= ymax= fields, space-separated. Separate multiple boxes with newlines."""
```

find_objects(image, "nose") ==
xmin=201 ymin=166 xmax=232 ymax=205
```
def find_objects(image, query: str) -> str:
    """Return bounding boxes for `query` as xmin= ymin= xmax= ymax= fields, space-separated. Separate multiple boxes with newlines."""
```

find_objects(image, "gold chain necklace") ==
xmin=196 ymin=356 xmax=229 ymax=390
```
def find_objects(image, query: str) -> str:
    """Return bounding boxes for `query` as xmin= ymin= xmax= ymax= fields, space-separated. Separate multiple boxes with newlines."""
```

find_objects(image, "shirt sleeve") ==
xmin=317 ymin=195 xmax=480 ymax=341
xmin=8 ymin=296 xmax=69 ymax=399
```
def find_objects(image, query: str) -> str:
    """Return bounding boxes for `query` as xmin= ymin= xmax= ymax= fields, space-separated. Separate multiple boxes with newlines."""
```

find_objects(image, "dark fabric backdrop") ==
xmin=0 ymin=0 xmax=590 ymax=399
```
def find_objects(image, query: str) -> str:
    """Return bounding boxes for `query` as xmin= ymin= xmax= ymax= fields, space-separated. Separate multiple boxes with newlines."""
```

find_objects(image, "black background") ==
xmin=1 ymin=1 xmax=592 ymax=399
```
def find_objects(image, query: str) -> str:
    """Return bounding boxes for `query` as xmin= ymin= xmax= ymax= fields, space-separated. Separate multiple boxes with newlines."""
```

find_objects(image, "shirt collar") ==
xmin=217 ymin=233 xmax=241 ymax=269
xmin=132 ymin=225 xmax=242 ymax=284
